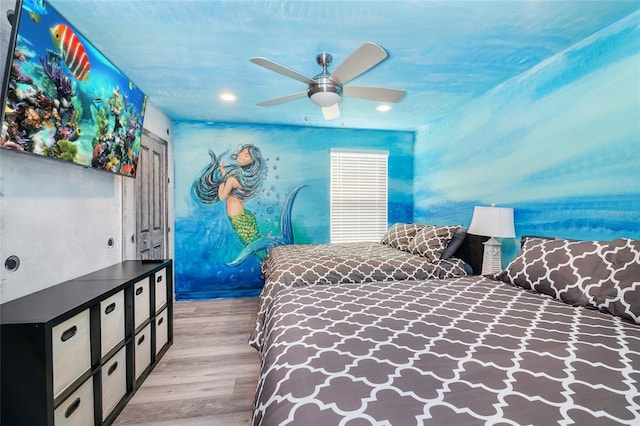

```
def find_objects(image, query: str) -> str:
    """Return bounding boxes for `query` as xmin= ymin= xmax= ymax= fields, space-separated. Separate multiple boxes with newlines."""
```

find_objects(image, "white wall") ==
xmin=0 ymin=102 xmax=174 ymax=303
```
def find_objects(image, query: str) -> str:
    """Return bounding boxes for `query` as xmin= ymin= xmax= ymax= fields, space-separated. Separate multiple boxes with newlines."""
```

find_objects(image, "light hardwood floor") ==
xmin=114 ymin=297 xmax=260 ymax=426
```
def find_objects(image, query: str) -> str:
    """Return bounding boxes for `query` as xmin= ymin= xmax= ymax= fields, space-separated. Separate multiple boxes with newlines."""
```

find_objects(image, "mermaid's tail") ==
xmin=226 ymin=185 xmax=306 ymax=267
xmin=226 ymin=236 xmax=275 ymax=267
xmin=279 ymin=185 xmax=306 ymax=245
xmin=228 ymin=208 xmax=261 ymax=246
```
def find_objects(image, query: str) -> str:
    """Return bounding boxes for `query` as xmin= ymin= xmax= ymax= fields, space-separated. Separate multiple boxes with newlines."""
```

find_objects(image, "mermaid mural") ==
xmin=192 ymin=144 xmax=267 ymax=248
xmin=191 ymin=144 xmax=305 ymax=268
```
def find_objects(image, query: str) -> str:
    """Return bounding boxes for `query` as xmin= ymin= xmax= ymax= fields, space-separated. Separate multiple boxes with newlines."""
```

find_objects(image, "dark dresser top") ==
xmin=1 ymin=260 xmax=172 ymax=325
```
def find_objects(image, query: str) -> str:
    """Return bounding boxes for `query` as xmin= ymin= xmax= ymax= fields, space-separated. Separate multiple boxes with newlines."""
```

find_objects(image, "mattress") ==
xmin=252 ymin=275 xmax=640 ymax=425
xmin=250 ymin=242 xmax=469 ymax=349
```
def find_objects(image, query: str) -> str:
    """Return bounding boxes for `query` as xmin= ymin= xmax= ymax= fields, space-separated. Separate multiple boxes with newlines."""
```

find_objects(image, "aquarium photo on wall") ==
xmin=1 ymin=0 xmax=147 ymax=177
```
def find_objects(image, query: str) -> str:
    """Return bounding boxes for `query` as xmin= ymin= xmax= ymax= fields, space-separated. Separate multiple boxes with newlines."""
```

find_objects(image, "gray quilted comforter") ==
xmin=252 ymin=275 xmax=640 ymax=425
xmin=250 ymin=242 xmax=469 ymax=349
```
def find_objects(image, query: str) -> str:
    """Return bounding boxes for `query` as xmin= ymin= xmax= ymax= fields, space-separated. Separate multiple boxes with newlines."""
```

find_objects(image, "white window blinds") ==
xmin=330 ymin=149 xmax=388 ymax=243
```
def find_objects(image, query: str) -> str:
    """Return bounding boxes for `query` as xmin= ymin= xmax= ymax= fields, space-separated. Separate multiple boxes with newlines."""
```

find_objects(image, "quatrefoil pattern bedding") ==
xmin=408 ymin=225 xmax=461 ymax=261
xmin=496 ymin=237 xmax=640 ymax=323
xmin=252 ymin=276 xmax=640 ymax=425
xmin=251 ymin=242 xmax=468 ymax=349
xmin=380 ymin=222 xmax=426 ymax=251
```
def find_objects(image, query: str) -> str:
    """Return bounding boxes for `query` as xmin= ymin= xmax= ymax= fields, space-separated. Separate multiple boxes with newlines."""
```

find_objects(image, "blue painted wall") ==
xmin=173 ymin=12 xmax=639 ymax=299
xmin=173 ymin=123 xmax=414 ymax=299
xmin=414 ymin=12 xmax=640 ymax=265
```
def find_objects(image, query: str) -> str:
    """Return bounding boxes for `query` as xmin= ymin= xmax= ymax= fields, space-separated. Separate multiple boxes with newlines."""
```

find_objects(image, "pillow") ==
xmin=408 ymin=225 xmax=460 ymax=262
xmin=519 ymin=235 xmax=558 ymax=247
xmin=441 ymin=227 xmax=467 ymax=260
xmin=494 ymin=238 xmax=601 ymax=305
xmin=380 ymin=223 xmax=425 ymax=251
xmin=589 ymin=238 xmax=640 ymax=322
xmin=495 ymin=237 xmax=640 ymax=323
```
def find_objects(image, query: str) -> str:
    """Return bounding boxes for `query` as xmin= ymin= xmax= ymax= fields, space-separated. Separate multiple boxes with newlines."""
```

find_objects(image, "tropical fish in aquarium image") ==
xmin=49 ymin=23 xmax=91 ymax=82
xmin=22 ymin=0 xmax=47 ymax=24
xmin=0 ymin=1 xmax=147 ymax=177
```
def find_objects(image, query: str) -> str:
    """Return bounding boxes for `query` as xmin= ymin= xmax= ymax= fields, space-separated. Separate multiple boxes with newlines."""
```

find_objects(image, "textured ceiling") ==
xmin=45 ymin=0 xmax=639 ymax=131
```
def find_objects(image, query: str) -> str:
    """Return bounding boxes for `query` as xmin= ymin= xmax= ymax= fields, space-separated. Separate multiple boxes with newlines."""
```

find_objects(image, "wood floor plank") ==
xmin=114 ymin=298 xmax=260 ymax=425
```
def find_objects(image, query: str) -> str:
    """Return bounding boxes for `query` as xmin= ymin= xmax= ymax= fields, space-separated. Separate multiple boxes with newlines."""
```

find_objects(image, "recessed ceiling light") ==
xmin=376 ymin=104 xmax=392 ymax=112
xmin=220 ymin=92 xmax=237 ymax=102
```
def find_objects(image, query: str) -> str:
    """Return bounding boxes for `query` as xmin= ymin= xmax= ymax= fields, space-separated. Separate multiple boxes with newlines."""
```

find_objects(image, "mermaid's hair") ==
xmin=228 ymin=144 xmax=267 ymax=200
xmin=192 ymin=144 xmax=267 ymax=204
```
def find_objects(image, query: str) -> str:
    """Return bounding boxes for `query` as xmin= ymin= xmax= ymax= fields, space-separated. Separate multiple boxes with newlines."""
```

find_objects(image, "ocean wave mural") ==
xmin=414 ymin=12 xmax=640 ymax=265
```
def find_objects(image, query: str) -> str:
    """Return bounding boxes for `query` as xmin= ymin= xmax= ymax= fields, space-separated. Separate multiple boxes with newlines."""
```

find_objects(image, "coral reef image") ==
xmin=1 ymin=1 xmax=147 ymax=177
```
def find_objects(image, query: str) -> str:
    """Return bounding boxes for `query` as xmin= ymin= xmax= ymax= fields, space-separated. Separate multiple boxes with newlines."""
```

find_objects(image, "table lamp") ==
xmin=467 ymin=204 xmax=516 ymax=275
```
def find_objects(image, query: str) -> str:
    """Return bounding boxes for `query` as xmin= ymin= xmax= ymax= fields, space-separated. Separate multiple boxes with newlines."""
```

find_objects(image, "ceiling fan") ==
xmin=250 ymin=42 xmax=406 ymax=120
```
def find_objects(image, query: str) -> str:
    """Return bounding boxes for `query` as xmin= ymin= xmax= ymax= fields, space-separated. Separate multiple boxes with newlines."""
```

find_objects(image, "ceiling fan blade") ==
xmin=256 ymin=91 xmax=307 ymax=107
xmin=343 ymin=86 xmax=406 ymax=103
xmin=322 ymin=104 xmax=341 ymax=120
xmin=250 ymin=57 xmax=315 ymax=85
xmin=330 ymin=42 xmax=388 ymax=85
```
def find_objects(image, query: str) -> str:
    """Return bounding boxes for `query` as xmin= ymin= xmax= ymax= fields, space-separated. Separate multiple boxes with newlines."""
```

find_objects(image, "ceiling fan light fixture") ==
xmin=308 ymin=78 xmax=343 ymax=107
xmin=252 ymin=42 xmax=404 ymax=119
xmin=309 ymin=91 xmax=341 ymax=107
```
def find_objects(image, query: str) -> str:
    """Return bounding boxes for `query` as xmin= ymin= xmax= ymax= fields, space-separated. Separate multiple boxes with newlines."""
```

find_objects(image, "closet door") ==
xmin=137 ymin=130 xmax=168 ymax=260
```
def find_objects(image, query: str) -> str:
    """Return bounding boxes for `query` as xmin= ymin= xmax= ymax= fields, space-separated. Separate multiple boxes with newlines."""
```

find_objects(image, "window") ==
xmin=330 ymin=149 xmax=388 ymax=243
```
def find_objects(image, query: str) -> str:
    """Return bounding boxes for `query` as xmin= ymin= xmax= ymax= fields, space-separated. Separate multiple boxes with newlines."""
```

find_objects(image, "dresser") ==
xmin=0 ymin=260 xmax=173 ymax=426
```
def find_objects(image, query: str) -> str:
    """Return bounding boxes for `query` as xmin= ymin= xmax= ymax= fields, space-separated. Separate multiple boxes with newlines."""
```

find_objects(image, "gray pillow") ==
xmin=441 ymin=228 xmax=466 ymax=260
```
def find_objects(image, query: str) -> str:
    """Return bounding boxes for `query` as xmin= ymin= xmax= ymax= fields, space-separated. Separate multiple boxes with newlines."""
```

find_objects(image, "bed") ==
xmin=251 ymin=236 xmax=640 ymax=425
xmin=250 ymin=223 xmax=481 ymax=349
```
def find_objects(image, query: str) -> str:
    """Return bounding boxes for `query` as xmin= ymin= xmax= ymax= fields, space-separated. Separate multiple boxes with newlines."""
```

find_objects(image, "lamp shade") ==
xmin=467 ymin=206 xmax=515 ymax=238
